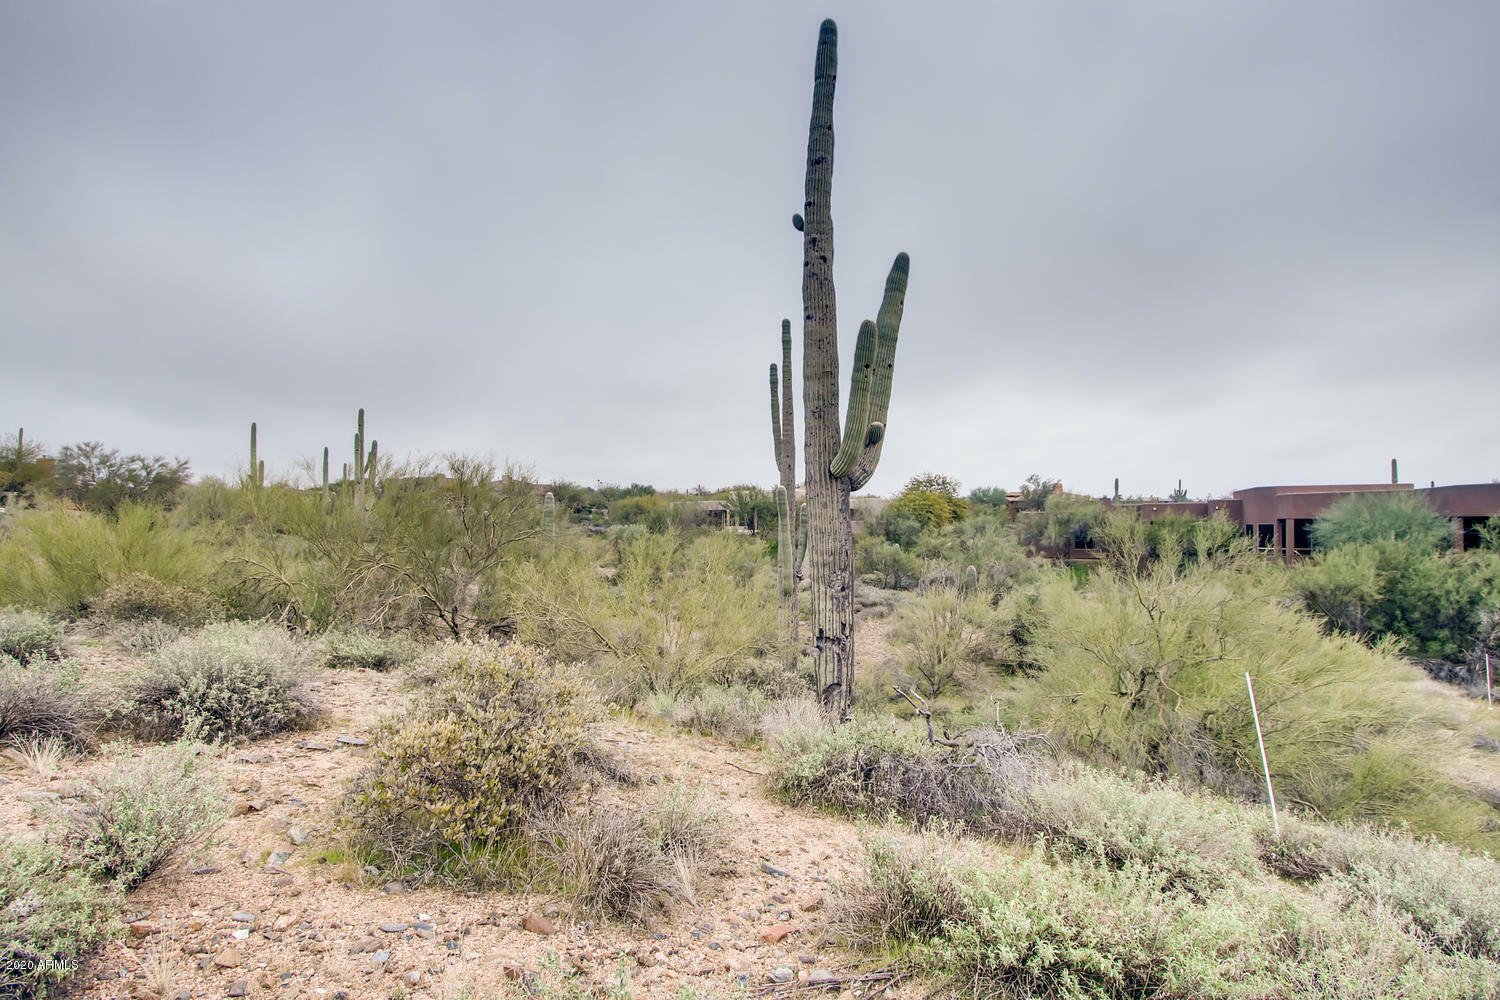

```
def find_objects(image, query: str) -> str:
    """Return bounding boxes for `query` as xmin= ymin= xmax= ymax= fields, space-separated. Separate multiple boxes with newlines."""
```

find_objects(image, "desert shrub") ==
xmin=0 ymin=503 xmax=218 ymax=615
xmin=234 ymin=458 xmax=541 ymax=636
xmin=61 ymin=741 xmax=221 ymax=891
xmin=855 ymin=536 xmax=921 ymax=590
xmin=0 ymin=836 xmax=116 ymax=999
xmin=345 ymin=641 xmax=604 ymax=879
xmin=660 ymin=684 xmax=772 ymax=745
xmin=1010 ymin=558 xmax=1497 ymax=848
xmin=889 ymin=585 xmax=999 ymax=698
xmin=1023 ymin=767 xmax=1261 ymax=894
xmin=836 ymin=830 xmax=1500 ymax=1000
xmin=757 ymin=694 xmax=824 ymax=750
xmin=766 ymin=716 xmax=1048 ymax=833
xmin=321 ymin=629 xmax=420 ymax=671
xmin=0 ymin=607 xmax=62 ymax=663
xmin=1295 ymin=542 xmax=1498 ymax=662
xmin=111 ymin=617 xmax=183 ymax=656
xmin=92 ymin=573 xmax=222 ymax=628
xmin=1257 ymin=816 xmax=1500 ymax=962
xmin=127 ymin=622 xmax=319 ymax=742
xmin=0 ymin=657 xmax=94 ymax=748
xmin=538 ymin=787 xmax=729 ymax=923
xmin=512 ymin=531 xmax=774 ymax=698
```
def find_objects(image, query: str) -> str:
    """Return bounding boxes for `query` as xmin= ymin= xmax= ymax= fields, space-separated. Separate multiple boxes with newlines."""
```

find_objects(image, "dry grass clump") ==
xmin=766 ymin=714 xmax=1051 ymax=834
xmin=125 ymin=621 xmax=319 ymax=742
xmin=537 ymin=786 xmax=730 ymax=923
xmin=320 ymin=628 xmax=420 ymax=671
xmin=0 ymin=656 xmax=96 ymax=749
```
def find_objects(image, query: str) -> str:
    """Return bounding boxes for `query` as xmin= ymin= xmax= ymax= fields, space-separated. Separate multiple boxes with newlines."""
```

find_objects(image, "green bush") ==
xmin=0 ymin=607 xmax=62 ymax=663
xmin=0 ymin=657 xmax=94 ymax=748
xmin=62 ymin=741 xmax=221 ymax=891
xmin=345 ymin=641 xmax=605 ymax=879
xmin=1311 ymin=491 xmax=1454 ymax=553
xmin=0 ymin=836 xmax=116 ymax=999
xmin=889 ymin=585 xmax=999 ymax=698
xmin=321 ymin=629 xmax=420 ymax=671
xmin=0 ymin=503 xmax=218 ymax=615
xmin=836 ymin=830 xmax=1500 ymax=1000
xmin=127 ymin=622 xmax=319 ymax=742
xmin=855 ymin=536 xmax=922 ymax=590
xmin=92 ymin=572 xmax=222 ymax=628
xmin=1010 ymin=560 xmax=1497 ymax=849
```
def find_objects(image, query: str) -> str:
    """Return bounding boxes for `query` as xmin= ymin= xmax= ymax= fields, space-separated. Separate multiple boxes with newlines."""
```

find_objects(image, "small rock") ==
xmin=636 ymin=953 xmax=658 ymax=968
xmin=761 ymin=924 xmax=797 ymax=944
xmin=522 ymin=911 xmax=558 ymax=935
xmin=809 ymin=969 xmax=836 ymax=985
xmin=371 ymin=950 xmax=390 ymax=964
xmin=232 ymin=929 xmax=250 ymax=941
xmin=336 ymin=735 xmax=368 ymax=746
xmin=288 ymin=826 xmax=309 ymax=845
xmin=128 ymin=921 xmax=159 ymax=938
xmin=402 ymin=971 xmax=420 ymax=987
xmin=363 ymin=866 xmax=380 ymax=876
xmin=297 ymin=739 xmax=333 ymax=751
xmin=193 ymin=866 xmax=222 ymax=876
xmin=227 ymin=980 xmax=248 ymax=997
xmin=231 ymin=775 xmax=261 ymax=794
xmin=761 ymin=861 xmax=789 ymax=878
xmin=232 ymin=910 xmax=257 ymax=924
xmin=269 ymin=851 xmax=293 ymax=867
xmin=379 ymin=923 xmax=409 ymax=934
xmin=798 ymin=954 xmax=816 ymax=964
xmin=413 ymin=923 xmax=435 ymax=940
xmin=381 ymin=881 xmax=408 ymax=895
xmin=234 ymin=751 xmax=269 ymax=764
xmin=350 ymin=937 xmax=381 ymax=955
xmin=767 ymin=966 xmax=795 ymax=984
xmin=213 ymin=948 xmax=243 ymax=969
xmin=247 ymin=799 xmax=268 ymax=812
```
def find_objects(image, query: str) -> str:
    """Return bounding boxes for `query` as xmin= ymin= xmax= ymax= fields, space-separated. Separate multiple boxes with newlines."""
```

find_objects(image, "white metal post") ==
xmin=1246 ymin=672 xmax=1280 ymax=837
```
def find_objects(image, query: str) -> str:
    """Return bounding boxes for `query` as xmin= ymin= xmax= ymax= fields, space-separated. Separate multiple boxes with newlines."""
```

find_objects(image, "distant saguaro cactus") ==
xmin=780 ymin=19 xmax=910 ymax=717
xmin=770 ymin=320 xmax=809 ymax=669
xmin=542 ymin=491 xmax=557 ymax=543
xmin=248 ymin=422 xmax=263 ymax=488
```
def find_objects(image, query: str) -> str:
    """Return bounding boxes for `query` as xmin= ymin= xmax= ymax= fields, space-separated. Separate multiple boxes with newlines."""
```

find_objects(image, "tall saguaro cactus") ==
xmin=790 ymin=19 xmax=910 ymax=716
xmin=770 ymin=319 xmax=807 ymax=669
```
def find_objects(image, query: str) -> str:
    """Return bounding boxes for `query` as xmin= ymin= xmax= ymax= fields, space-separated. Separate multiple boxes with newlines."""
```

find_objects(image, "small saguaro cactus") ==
xmin=781 ymin=19 xmax=910 ymax=716
xmin=542 ymin=491 xmax=557 ymax=542
xmin=248 ymin=422 xmax=264 ymax=488
xmin=1113 ymin=477 xmax=1120 ymax=503
xmin=1391 ymin=458 xmax=1399 ymax=485
xmin=322 ymin=447 xmax=331 ymax=503
xmin=963 ymin=565 xmax=978 ymax=593
xmin=770 ymin=320 xmax=809 ymax=669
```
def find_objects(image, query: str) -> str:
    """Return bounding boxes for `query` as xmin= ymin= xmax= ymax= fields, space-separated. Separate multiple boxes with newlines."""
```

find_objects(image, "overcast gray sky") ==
xmin=3 ymin=1 xmax=1496 ymax=499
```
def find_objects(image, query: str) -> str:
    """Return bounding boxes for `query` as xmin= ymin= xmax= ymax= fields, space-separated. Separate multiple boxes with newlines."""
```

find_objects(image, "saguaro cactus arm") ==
xmin=829 ymin=320 xmax=878 ymax=479
xmin=847 ymin=253 xmax=909 ymax=492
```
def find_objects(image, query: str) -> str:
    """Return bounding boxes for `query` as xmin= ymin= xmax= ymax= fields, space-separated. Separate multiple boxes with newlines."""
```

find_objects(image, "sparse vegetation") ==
xmin=125 ymin=621 xmax=319 ymax=742
xmin=321 ymin=628 xmax=420 ymax=671
xmin=0 ymin=836 xmax=117 ymax=999
xmin=0 ymin=607 xmax=62 ymax=663
xmin=62 ymin=741 xmax=222 ymax=891
xmin=0 ymin=657 xmax=93 ymax=748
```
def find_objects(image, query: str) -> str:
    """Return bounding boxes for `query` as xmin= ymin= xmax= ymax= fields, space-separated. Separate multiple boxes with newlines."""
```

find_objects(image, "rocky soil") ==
xmin=4 ymin=631 xmax=919 ymax=1000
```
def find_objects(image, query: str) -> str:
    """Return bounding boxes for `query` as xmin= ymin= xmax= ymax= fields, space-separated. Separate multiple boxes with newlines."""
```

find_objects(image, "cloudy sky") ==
xmin=3 ymin=1 xmax=1496 ymax=500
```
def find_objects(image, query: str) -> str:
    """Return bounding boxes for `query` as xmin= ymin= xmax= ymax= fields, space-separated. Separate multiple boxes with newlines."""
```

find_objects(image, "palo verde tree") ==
xmin=779 ymin=19 xmax=910 ymax=716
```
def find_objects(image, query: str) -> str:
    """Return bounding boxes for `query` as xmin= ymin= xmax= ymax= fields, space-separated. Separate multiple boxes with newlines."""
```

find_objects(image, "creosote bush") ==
xmin=345 ymin=641 xmax=606 ymax=880
xmin=0 ymin=606 xmax=62 ymax=664
xmin=0 ymin=836 xmax=117 ymax=999
xmin=63 ymin=741 xmax=222 ymax=891
xmin=127 ymin=621 xmax=319 ymax=742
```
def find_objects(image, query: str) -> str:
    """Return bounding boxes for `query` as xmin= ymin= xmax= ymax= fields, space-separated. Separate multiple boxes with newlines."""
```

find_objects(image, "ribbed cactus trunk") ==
xmin=771 ymin=319 xmax=802 ymax=670
xmin=795 ymin=20 xmax=909 ymax=718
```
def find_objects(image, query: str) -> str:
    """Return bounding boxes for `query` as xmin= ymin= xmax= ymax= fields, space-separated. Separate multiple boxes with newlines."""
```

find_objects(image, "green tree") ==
xmin=1310 ymin=492 xmax=1453 ymax=553
xmin=1018 ymin=474 xmax=1061 ymax=511
xmin=0 ymin=429 xmax=51 ymax=503
xmin=967 ymin=486 xmax=1008 ymax=509
xmin=887 ymin=474 xmax=967 ymax=532
xmin=53 ymin=442 xmax=190 ymax=512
